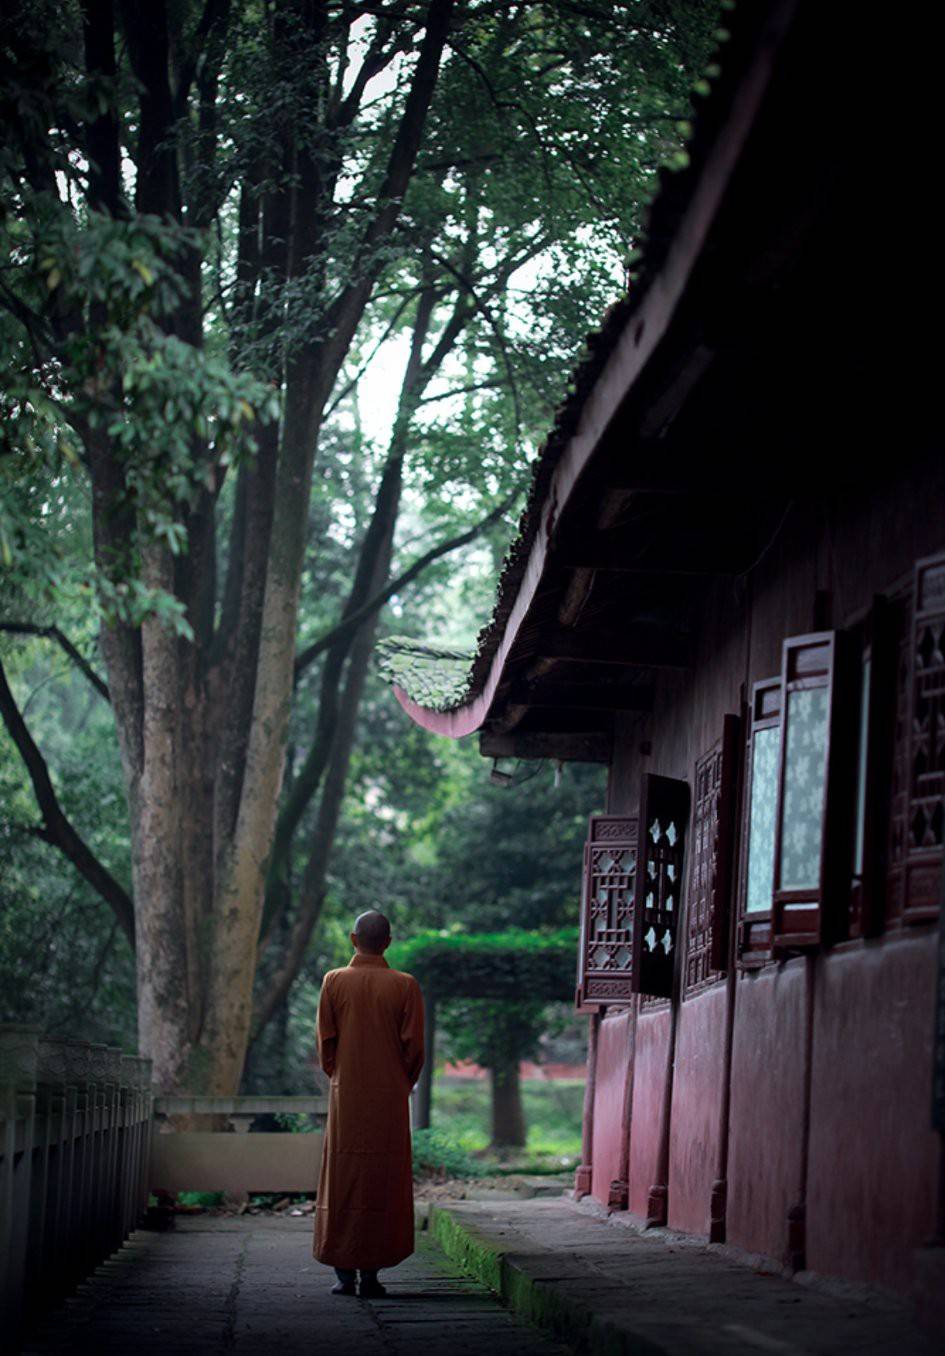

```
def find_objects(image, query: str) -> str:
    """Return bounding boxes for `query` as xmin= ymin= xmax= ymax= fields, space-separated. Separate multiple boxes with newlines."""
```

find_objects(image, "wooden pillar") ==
xmin=646 ymin=995 xmax=677 ymax=1228
xmin=574 ymin=1011 xmax=599 ymax=1198
xmin=414 ymin=993 xmax=435 ymax=1131
xmin=710 ymin=950 xmax=739 ymax=1242
xmin=608 ymin=1002 xmax=637 ymax=1210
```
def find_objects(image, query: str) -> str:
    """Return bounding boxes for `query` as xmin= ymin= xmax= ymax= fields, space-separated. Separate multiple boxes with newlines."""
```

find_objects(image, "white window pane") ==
xmin=779 ymin=687 xmax=829 ymax=891
xmin=746 ymin=726 xmax=780 ymax=913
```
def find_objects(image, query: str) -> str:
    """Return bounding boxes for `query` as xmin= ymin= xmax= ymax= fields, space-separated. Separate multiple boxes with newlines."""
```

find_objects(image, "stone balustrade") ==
xmin=0 ymin=1024 xmax=152 ymax=1345
xmin=150 ymin=1093 xmax=328 ymax=1197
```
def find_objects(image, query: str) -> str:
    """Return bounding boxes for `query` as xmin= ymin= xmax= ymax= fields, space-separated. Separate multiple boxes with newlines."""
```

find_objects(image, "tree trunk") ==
xmin=490 ymin=1059 xmax=526 ymax=1150
xmin=5 ymin=0 xmax=456 ymax=1099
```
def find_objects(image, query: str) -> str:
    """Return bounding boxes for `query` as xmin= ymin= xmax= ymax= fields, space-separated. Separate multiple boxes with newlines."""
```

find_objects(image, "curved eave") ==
xmin=393 ymin=0 xmax=795 ymax=742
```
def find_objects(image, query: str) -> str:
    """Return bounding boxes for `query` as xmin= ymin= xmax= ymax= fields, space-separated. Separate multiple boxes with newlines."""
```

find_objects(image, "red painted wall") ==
xmin=668 ymin=982 xmax=728 ymax=1237
xmin=726 ymin=961 xmax=807 ymax=1261
xmin=627 ymin=1006 xmax=671 ymax=1218
xmin=806 ymin=930 xmax=940 ymax=1291
xmin=589 ymin=461 xmax=945 ymax=1296
xmin=590 ymin=1010 xmax=632 ymax=1205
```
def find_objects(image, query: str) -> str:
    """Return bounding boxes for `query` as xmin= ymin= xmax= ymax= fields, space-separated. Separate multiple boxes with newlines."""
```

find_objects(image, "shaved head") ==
xmin=352 ymin=910 xmax=392 ymax=954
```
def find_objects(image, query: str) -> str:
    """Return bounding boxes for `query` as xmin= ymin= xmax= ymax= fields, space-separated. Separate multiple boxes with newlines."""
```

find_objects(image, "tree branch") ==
xmin=0 ymin=657 xmax=134 ymax=946
xmin=322 ymin=0 xmax=455 ymax=355
xmin=294 ymin=490 xmax=516 ymax=679
xmin=173 ymin=0 xmax=232 ymax=119
xmin=0 ymin=623 xmax=111 ymax=702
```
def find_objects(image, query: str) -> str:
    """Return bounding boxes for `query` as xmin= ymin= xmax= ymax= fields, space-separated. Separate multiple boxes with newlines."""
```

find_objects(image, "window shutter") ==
xmin=848 ymin=597 xmax=898 ymax=938
xmin=772 ymin=630 xmax=855 ymax=949
xmin=903 ymin=552 xmax=945 ymax=921
xmin=685 ymin=715 xmax=741 ymax=996
xmin=885 ymin=592 xmax=912 ymax=925
xmin=632 ymin=775 xmax=690 ymax=998
xmin=575 ymin=816 xmax=639 ymax=1010
xmin=738 ymin=678 xmax=782 ymax=963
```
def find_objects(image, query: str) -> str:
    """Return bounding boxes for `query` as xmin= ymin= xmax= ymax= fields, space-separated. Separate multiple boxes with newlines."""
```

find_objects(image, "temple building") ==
xmin=380 ymin=0 xmax=944 ymax=1318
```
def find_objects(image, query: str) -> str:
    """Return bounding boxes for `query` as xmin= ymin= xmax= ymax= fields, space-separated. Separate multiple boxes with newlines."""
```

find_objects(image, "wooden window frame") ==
xmin=575 ymin=815 xmax=639 ymax=1011
xmin=771 ymin=630 xmax=856 ymax=950
xmin=884 ymin=588 xmax=913 ymax=927
xmin=632 ymin=773 xmax=690 ymax=999
xmin=903 ymin=551 xmax=945 ymax=923
xmin=684 ymin=715 xmax=741 ymax=997
xmin=738 ymin=677 xmax=782 ymax=964
xmin=848 ymin=597 xmax=898 ymax=939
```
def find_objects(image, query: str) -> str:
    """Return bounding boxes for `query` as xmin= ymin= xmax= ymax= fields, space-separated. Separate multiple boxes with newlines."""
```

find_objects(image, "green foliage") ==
xmin=411 ymin=1126 xmax=486 ymax=1181
xmin=272 ymin=1112 xmax=318 ymax=1134
xmin=388 ymin=927 xmax=578 ymax=1000
xmin=0 ymin=641 xmax=135 ymax=1042
xmin=2 ymin=205 xmax=277 ymax=633
xmin=177 ymin=1190 xmax=224 ymax=1208
xmin=431 ymin=1078 xmax=583 ymax=1162
xmin=0 ymin=0 xmax=713 ymax=1075
xmin=439 ymin=995 xmax=552 ymax=1074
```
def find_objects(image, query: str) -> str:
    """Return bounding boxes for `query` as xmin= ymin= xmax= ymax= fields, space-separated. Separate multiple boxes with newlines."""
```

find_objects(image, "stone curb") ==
xmin=427 ymin=1204 xmax=667 ymax=1356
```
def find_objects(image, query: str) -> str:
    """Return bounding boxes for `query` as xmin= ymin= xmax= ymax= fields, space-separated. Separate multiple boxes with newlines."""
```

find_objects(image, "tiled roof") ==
xmin=375 ymin=637 xmax=475 ymax=712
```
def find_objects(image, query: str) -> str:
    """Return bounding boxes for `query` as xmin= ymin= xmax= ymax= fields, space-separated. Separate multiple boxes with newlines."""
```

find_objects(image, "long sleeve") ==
xmin=316 ymin=974 xmax=338 ymax=1077
xmin=400 ymin=978 xmax=425 ymax=1087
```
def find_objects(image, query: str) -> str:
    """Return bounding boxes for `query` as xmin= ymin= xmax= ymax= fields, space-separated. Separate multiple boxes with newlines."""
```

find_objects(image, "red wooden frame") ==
xmin=684 ymin=715 xmax=741 ymax=997
xmin=771 ymin=630 xmax=856 ymax=949
xmin=885 ymin=590 xmax=913 ymax=926
xmin=903 ymin=551 xmax=945 ymax=922
xmin=737 ymin=677 xmax=781 ymax=964
xmin=575 ymin=816 xmax=639 ymax=1010
xmin=632 ymin=774 xmax=690 ymax=998
xmin=848 ymin=597 xmax=898 ymax=938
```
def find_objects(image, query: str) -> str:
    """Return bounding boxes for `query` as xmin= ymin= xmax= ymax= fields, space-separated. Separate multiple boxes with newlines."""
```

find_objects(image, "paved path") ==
xmin=21 ymin=1216 xmax=574 ymax=1356
xmin=429 ymin=1198 xmax=940 ymax=1356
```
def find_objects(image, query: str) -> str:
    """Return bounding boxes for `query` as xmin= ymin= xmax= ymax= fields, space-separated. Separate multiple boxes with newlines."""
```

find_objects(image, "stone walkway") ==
xmin=21 ymin=1216 xmax=573 ymax=1356
xmin=428 ymin=1198 xmax=940 ymax=1356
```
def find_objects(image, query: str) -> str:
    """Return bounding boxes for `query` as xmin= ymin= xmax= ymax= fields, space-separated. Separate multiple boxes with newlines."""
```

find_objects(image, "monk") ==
xmin=314 ymin=910 xmax=424 ymax=1298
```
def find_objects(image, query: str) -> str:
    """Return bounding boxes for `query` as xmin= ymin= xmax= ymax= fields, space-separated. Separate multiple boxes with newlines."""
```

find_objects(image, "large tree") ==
xmin=0 ymin=0 xmax=712 ymax=1093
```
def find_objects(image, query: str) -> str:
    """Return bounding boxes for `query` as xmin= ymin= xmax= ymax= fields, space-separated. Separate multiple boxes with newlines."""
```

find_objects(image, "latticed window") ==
xmin=738 ymin=677 xmax=781 ymax=963
xmin=576 ymin=816 xmax=638 ymax=1009
xmin=632 ymin=775 xmax=690 ymax=999
xmin=902 ymin=552 xmax=945 ymax=921
xmin=685 ymin=716 xmax=740 ymax=997
xmin=771 ymin=631 xmax=855 ymax=949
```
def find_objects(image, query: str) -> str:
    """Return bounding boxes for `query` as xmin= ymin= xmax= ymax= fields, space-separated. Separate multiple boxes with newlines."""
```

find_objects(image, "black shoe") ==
xmin=331 ymin=1279 xmax=357 ymax=1296
xmin=358 ymin=1277 xmax=387 ymax=1299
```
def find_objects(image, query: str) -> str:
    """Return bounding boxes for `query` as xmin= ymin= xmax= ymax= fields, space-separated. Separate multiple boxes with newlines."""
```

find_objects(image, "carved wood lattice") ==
xmin=886 ymin=593 xmax=912 ymax=924
xmin=905 ymin=553 xmax=945 ymax=921
xmin=575 ymin=816 xmax=639 ymax=1009
xmin=685 ymin=716 xmax=740 ymax=998
xmin=633 ymin=775 xmax=690 ymax=998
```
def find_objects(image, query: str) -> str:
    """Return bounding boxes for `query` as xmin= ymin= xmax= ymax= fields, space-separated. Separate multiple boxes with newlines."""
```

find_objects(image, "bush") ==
xmin=411 ymin=1127 xmax=485 ymax=1181
xmin=176 ymin=1190 xmax=224 ymax=1207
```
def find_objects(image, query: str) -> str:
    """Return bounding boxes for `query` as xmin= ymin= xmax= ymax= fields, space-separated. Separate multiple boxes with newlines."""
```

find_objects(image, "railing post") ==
xmin=58 ymin=1041 xmax=89 ymax=1295
xmin=0 ymin=1024 xmax=41 ymax=1345
xmin=37 ymin=1038 xmax=75 ymax=1306
xmin=136 ymin=1057 xmax=153 ymax=1218
xmin=119 ymin=1055 xmax=135 ymax=1238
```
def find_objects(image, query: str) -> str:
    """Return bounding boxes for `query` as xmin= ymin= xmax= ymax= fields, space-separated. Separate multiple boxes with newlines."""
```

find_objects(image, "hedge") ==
xmin=386 ymin=927 xmax=578 ymax=1001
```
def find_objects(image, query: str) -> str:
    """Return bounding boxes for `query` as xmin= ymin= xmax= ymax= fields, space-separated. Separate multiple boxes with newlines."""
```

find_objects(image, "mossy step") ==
xmin=428 ymin=1203 xmax=666 ymax=1356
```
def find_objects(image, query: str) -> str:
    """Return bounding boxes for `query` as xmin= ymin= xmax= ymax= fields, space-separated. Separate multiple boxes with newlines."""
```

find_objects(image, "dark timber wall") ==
xmin=590 ymin=454 xmax=944 ymax=1295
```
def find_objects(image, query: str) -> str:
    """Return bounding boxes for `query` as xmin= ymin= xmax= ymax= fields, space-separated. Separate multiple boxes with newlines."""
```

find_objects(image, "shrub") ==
xmin=412 ymin=1127 xmax=485 ymax=1181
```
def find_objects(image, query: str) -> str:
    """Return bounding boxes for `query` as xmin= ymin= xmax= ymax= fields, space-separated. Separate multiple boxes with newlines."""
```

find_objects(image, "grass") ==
xmin=429 ymin=1076 xmax=583 ymax=1171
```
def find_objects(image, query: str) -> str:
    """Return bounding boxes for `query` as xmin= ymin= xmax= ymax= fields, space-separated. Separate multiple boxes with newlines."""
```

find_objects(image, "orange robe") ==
xmin=314 ymin=953 xmax=424 ymax=1271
